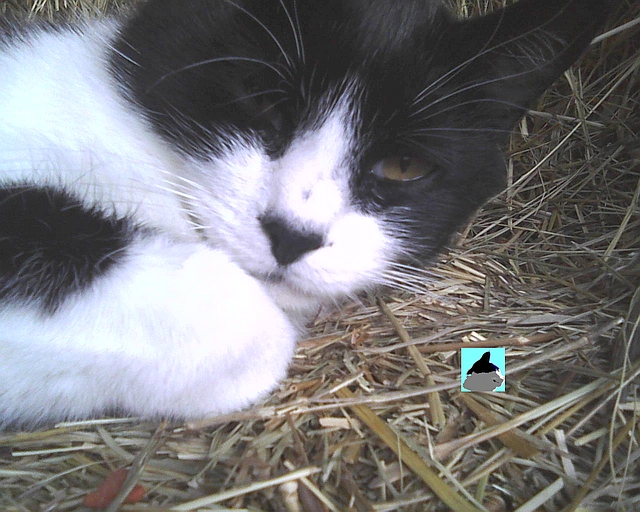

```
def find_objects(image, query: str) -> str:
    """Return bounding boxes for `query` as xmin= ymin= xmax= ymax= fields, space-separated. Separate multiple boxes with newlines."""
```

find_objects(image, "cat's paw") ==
xmin=0 ymin=238 xmax=298 ymax=426
xmin=116 ymin=243 xmax=300 ymax=419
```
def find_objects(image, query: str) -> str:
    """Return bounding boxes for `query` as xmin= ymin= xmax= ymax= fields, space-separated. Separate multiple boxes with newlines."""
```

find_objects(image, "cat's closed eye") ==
xmin=370 ymin=156 xmax=436 ymax=182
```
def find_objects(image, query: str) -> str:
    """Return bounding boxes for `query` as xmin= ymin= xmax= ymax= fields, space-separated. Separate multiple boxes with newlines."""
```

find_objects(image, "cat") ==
xmin=0 ymin=0 xmax=614 ymax=428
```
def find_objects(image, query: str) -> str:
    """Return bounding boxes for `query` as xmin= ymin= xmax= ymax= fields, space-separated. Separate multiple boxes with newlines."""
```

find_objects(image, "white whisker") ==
xmin=278 ymin=0 xmax=305 ymax=65
xmin=221 ymin=0 xmax=296 ymax=73
xmin=146 ymin=56 xmax=287 ymax=93
xmin=410 ymin=78 xmax=533 ymax=122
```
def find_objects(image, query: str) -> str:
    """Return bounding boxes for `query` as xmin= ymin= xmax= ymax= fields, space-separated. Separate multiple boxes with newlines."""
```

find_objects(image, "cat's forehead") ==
xmin=243 ymin=0 xmax=453 ymax=152
xmin=273 ymin=0 xmax=448 ymax=66
xmin=292 ymin=0 xmax=445 ymax=48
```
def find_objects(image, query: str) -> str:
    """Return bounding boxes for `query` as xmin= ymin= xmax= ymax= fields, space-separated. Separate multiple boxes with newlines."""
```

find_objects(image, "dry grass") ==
xmin=0 ymin=0 xmax=133 ymax=17
xmin=1 ymin=1 xmax=639 ymax=511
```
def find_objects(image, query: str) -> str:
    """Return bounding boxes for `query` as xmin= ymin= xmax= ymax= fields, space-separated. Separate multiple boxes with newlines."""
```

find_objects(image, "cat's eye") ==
xmin=370 ymin=156 xmax=435 ymax=182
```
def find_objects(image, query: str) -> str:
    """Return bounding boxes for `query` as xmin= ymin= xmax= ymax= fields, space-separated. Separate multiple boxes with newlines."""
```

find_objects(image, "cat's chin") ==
xmin=252 ymin=270 xmax=342 ymax=319
xmin=266 ymin=283 xmax=326 ymax=318
xmin=249 ymin=272 xmax=317 ymax=314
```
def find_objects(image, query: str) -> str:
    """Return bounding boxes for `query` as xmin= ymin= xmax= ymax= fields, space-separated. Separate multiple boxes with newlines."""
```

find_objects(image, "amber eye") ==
xmin=370 ymin=156 xmax=435 ymax=181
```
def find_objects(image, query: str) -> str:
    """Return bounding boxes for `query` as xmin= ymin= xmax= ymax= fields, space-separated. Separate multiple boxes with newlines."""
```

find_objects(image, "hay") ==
xmin=1 ymin=1 xmax=639 ymax=510
xmin=0 ymin=0 xmax=133 ymax=18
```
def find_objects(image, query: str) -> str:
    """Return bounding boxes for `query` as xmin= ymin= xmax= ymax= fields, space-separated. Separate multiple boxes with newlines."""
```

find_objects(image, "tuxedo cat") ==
xmin=0 ymin=0 xmax=613 ymax=427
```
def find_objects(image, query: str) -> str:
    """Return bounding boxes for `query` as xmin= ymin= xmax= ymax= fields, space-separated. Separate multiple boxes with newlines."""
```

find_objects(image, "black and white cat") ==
xmin=0 ymin=0 xmax=613 ymax=427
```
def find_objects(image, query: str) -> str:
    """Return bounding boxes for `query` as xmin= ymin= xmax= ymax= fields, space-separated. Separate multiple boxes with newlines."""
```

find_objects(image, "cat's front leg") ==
xmin=0 ymin=232 xmax=298 ymax=427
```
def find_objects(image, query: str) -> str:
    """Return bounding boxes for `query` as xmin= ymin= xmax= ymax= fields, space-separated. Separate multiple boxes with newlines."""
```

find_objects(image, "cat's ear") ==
xmin=448 ymin=0 xmax=617 ymax=129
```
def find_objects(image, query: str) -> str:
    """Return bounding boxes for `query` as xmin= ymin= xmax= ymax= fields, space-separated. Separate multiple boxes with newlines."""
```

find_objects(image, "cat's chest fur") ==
xmin=0 ymin=0 xmax=611 ymax=427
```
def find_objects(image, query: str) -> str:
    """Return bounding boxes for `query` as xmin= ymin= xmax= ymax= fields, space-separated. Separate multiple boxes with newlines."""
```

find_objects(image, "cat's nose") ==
xmin=260 ymin=216 xmax=323 ymax=266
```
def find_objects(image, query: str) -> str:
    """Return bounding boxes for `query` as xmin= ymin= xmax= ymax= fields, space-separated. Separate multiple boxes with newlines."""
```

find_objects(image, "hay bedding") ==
xmin=1 ymin=0 xmax=639 ymax=510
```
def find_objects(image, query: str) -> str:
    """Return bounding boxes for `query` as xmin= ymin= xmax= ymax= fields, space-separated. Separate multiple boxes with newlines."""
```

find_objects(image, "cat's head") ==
xmin=113 ymin=0 xmax=613 ymax=313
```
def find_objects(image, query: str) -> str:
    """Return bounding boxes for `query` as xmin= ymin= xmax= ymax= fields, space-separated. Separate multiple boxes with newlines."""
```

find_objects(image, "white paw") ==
xmin=0 ymin=238 xmax=298 ymax=425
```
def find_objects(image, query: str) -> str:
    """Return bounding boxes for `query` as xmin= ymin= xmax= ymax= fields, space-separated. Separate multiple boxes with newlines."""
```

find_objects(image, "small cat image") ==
xmin=0 ymin=0 xmax=615 ymax=427
xmin=463 ymin=351 xmax=505 ymax=392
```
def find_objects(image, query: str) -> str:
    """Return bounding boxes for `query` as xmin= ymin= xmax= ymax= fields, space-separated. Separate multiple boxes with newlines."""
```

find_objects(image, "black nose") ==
xmin=260 ymin=216 xmax=323 ymax=266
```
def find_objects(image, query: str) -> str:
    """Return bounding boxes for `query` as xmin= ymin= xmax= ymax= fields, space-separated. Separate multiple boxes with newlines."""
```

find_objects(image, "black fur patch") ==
xmin=111 ymin=0 xmax=612 ymax=264
xmin=0 ymin=186 xmax=134 ymax=312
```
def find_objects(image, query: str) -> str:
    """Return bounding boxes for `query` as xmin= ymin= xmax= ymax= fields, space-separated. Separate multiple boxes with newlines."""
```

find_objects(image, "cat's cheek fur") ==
xmin=0 ymin=238 xmax=297 ymax=426
xmin=297 ymin=214 xmax=391 ymax=292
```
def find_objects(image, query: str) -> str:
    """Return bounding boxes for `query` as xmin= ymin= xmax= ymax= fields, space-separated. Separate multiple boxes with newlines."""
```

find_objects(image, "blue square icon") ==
xmin=461 ymin=348 xmax=505 ymax=392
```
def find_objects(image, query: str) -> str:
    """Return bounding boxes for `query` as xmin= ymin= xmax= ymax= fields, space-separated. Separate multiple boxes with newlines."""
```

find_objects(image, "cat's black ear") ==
xmin=448 ymin=0 xmax=617 ymax=130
